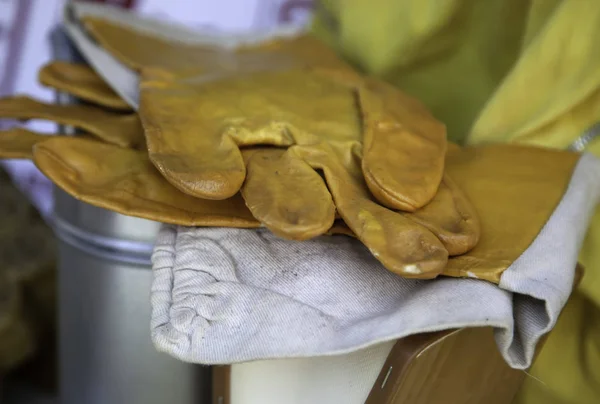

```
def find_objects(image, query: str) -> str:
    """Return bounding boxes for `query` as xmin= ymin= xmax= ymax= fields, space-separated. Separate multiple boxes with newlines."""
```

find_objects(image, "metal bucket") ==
xmin=49 ymin=27 xmax=211 ymax=404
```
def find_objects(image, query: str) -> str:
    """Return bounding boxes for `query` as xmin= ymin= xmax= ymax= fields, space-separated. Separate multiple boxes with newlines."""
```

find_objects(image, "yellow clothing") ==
xmin=312 ymin=1 xmax=600 ymax=402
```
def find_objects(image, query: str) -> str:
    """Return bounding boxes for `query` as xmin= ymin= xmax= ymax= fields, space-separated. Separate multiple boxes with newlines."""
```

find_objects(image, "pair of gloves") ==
xmin=0 ymin=11 xmax=581 ymax=283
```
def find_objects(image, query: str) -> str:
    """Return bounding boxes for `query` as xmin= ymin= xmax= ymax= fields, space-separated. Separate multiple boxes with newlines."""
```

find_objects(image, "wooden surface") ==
xmin=365 ymin=327 xmax=524 ymax=404
xmin=365 ymin=264 xmax=583 ymax=404
xmin=212 ymin=365 xmax=231 ymax=404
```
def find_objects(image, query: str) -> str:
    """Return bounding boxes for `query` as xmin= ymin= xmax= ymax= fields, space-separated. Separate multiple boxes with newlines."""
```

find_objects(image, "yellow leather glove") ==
xmin=0 ymin=127 xmax=453 ymax=278
xmin=0 ymin=96 xmax=143 ymax=148
xmin=444 ymin=144 xmax=579 ymax=282
xmin=0 ymin=123 xmax=581 ymax=282
xmin=39 ymin=61 xmax=132 ymax=111
xmin=79 ymin=16 xmax=449 ymax=214
xmin=0 ymin=62 xmax=258 ymax=228
xmin=241 ymin=79 xmax=479 ymax=256
xmin=3 ymin=57 xmax=582 ymax=284
xmin=0 ymin=127 xmax=579 ymax=282
xmin=0 ymin=61 xmax=474 ymax=278
xmin=0 ymin=128 xmax=42 ymax=159
xmin=0 ymin=129 xmax=454 ymax=279
xmin=1 ymin=53 xmax=583 ymax=283
xmin=34 ymin=61 xmax=477 ymax=253
xmin=34 ymin=136 xmax=259 ymax=228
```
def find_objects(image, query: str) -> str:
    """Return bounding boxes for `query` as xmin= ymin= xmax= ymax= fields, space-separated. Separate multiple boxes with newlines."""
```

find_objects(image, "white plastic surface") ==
xmin=230 ymin=341 xmax=394 ymax=404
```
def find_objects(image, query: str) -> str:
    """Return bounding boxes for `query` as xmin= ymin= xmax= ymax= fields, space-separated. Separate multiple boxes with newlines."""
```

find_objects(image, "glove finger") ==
xmin=404 ymin=173 xmax=480 ymax=256
xmin=32 ymin=136 xmax=259 ymax=227
xmin=292 ymin=143 xmax=448 ymax=279
xmin=0 ymin=128 xmax=97 ymax=160
xmin=0 ymin=96 xmax=144 ymax=148
xmin=359 ymin=77 xmax=447 ymax=212
xmin=352 ymin=142 xmax=480 ymax=255
xmin=139 ymin=75 xmax=249 ymax=200
xmin=240 ymin=148 xmax=335 ymax=241
xmin=138 ymin=67 xmax=359 ymax=200
xmin=0 ymin=128 xmax=51 ymax=159
xmin=38 ymin=61 xmax=132 ymax=111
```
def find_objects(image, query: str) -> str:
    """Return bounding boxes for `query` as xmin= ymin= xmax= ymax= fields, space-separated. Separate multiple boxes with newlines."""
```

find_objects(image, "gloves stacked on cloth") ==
xmin=0 ymin=1 xmax=598 ymax=370
xmin=2 ymin=8 xmax=484 ymax=281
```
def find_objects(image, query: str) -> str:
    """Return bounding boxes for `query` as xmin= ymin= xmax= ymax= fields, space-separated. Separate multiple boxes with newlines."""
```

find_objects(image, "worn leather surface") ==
xmin=0 ymin=58 xmax=464 ymax=250
xmin=246 ymin=132 xmax=583 ymax=285
xmin=241 ymin=147 xmax=337 ymax=240
xmin=243 ymin=139 xmax=478 ymax=256
xmin=0 ymin=96 xmax=143 ymax=148
xmin=0 ymin=128 xmax=48 ymax=159
xmin=0 ymin=123 xmax=481 ymax=278
xmin=0 ymin=124 xmax=579 ymax=282
xmin=0 ymin=79 xmax=473 ymax=276
xmin=360 ymin=77 xmax=447 ymax=211
xmin=240 ymin=140 xmax=579 ymax=281
xmin=79 ymin=15 xmax=447 ymax=213
xmin=0 ymin=124 xmax=470 ymax=278
xmin=407 ymin=173 xmax=480 ymax=257
xmin=139 ymin=68 xmax=362 ymax=201
xmin=444 ymin=144 xmax=580 ymax=282
xmin=0 ymin=43 xmax=580 ymax=281
xmin=292 ymin=142 xmax=449 ymax=278
xmin=38 ymin=61 xmax=132 ymax=111
xmin=3 ymin=51 xmax=569 ymax=281
xmin=139 ymin=69 xmax=451 ymax=242
xmin=33 ymin=136 xmax=260 ymax=228
xmin=0 ymin=130 xmax=359 ymax=240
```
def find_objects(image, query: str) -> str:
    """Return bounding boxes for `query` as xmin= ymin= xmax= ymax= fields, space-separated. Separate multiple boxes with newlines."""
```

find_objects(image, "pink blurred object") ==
xmin=0 ymin=0 xmax=314 ymax=216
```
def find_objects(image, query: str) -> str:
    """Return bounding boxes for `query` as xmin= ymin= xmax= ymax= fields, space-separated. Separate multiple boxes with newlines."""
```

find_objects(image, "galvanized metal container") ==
xmin=50 ymin=27 xmax=211 ymax=404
